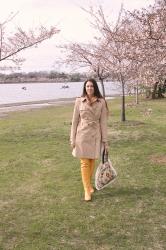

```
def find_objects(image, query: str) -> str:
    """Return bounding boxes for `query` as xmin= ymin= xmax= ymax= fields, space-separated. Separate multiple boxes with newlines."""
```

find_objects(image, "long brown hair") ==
xmin=82 ymin=78 xmax=103 ymax=98
xmin=82 ymin=78 xmax=109 ymax=112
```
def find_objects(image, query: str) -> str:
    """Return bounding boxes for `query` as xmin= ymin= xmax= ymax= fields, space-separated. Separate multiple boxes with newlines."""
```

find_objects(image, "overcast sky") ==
xmin=0 ymin=0 xmax=155 ymax=73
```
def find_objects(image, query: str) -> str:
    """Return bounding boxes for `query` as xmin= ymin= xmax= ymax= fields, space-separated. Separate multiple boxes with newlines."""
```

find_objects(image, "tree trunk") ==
xmin=100 ymin=78 xmax=105 ymax=98
xmin=157 ymin=84 xmax=165 ymax=98
xmin=152 ymin=82 xmax=158 ymax=99
xmin=121 ymin=80 xmax=126 ymax=122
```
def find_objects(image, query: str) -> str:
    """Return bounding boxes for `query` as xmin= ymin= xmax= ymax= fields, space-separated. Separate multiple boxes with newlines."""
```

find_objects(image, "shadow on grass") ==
xmin=94 ymin=186 xmax=155 ymax=200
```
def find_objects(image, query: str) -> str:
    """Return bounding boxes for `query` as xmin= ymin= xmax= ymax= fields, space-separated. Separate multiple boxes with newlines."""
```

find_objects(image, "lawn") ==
xmin=0 ymin=97 xmax=165 ymax=250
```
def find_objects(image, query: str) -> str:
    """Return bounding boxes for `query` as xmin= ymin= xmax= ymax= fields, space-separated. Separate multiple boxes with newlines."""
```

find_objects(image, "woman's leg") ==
xmin=80 ymin=159 xmax=91 ymax=201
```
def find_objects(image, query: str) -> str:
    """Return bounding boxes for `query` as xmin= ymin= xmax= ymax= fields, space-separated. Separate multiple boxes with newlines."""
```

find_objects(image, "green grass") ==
xmin=0 ymin=97 xmax=165 ymax=250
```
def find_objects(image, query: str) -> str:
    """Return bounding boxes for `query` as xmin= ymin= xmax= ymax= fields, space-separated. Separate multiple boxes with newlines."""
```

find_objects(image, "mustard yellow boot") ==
xmin=80 ymin=159 xmax=91 ymax=201
xmin=89 ymin=159 xmax=95 ymax=193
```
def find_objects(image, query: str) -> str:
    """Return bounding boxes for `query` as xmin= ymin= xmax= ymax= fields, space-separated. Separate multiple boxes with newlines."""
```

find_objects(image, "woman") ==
xmin=70 ymin=78 xmax=108 ymax=201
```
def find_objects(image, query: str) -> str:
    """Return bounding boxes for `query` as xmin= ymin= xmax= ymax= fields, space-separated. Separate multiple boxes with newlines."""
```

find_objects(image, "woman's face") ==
xmin=85 ymin=81 xmax=94 ymax=97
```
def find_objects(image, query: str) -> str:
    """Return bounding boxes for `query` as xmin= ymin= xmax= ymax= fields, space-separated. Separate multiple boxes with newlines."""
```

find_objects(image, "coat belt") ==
xmin=81 ymin=119 xmax=99 ymax=126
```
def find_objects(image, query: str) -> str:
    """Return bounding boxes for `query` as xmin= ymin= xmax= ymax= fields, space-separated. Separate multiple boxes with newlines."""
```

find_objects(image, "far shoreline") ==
xmin=0 ymin=81 xmax=73 ymax=84
xmin=0 ymin=96 xmax=116 ymax=114
xmin=0 ymin=98 xmax=76 ymax=115
xmin=0 ymin=98 xmax=76 ymax=108
xmin=0 ymin=80 xmax=84 ymax=84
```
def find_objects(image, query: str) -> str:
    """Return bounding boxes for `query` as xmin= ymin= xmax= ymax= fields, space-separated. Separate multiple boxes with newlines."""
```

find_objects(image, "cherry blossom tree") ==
xmin=58 ymin=41 xmax=110 ymax=97
xmin=126 ymin=0 xmax=166 ymax=98
xmin=83 ymin=5 xmax=135 ymax=121
xmin=0 ymin=12 xmax=60 ymax=71
xmin=60 ymin=1 xmax=165 ymax=121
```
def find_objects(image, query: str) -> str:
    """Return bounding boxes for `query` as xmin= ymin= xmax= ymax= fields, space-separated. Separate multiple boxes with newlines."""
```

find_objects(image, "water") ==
xmin=0 ymin=81 xmax=121 ymax=105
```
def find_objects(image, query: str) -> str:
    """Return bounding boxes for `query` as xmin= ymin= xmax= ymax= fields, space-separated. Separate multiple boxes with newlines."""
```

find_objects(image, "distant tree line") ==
xmin=0 ymin=71 xmax=87 ymax=83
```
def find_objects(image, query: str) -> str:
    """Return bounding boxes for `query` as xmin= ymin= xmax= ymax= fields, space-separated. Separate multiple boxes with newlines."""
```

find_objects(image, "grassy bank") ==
xmin=0 ymin=97 xmax=165 ymax=250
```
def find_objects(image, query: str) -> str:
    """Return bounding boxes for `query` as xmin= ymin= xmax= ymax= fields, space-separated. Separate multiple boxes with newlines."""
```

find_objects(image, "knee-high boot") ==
xmin=80 ymin=159 xmax=91 ymax=201
xmin=89 ymin=159 xmax=95 ymax=193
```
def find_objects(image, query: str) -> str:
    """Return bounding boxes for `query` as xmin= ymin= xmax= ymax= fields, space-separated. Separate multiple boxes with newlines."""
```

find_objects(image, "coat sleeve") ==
xmin=70 ymin=98 xmax=80 ymax=146
xmin=100 ymin=99 xmax=108 ymax=143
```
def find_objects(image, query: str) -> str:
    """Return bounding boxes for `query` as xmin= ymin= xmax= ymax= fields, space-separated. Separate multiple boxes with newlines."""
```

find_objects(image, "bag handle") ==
xmin=102 ymin=148 xmax=108 ymax=164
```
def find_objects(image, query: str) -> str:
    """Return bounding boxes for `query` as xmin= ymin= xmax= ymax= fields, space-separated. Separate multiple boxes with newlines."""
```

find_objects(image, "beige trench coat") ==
xmin=70 ymin=96 xmax=108 ymax=159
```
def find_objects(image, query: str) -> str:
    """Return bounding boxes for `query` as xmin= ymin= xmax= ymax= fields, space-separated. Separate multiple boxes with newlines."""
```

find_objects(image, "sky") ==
xmin=0 ymin=0 xmax=155 ymax=73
